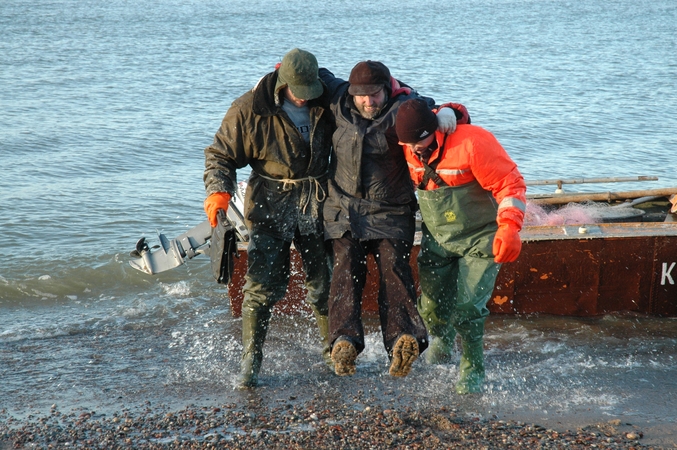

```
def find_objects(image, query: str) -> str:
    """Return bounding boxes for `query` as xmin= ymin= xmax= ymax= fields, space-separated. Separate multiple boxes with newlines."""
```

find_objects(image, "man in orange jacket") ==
xmin=395 ymin=98 xmax=527 ymax=394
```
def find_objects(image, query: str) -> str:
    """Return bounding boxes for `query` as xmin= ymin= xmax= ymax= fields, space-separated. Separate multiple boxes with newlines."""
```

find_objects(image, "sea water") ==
xmin=1 ymin=0 xmax=676 ymax=434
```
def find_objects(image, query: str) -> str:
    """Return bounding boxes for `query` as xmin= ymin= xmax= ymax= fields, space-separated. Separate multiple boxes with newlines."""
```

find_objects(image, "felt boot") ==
xmin=389 ymin=334 xmax=419 ymax=377
xmin=331 ymin=337 xmax=357 ymax=376
xmin=455 ymin=338 xmax=485 ymax=394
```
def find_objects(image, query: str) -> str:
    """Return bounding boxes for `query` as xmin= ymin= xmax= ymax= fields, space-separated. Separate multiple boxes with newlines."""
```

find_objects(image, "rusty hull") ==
xmin=490 ymin=223 xmax=677 ymax=316
xmin=228 ymin=222 xmax=677 ymax=318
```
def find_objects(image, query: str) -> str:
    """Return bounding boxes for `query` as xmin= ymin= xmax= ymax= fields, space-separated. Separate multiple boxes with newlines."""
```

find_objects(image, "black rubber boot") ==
xmin=237 ymin=307 xmax=271 ymax=389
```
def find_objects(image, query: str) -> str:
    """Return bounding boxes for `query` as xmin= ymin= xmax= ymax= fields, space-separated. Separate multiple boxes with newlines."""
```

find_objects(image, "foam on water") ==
xmin=166 ymin=327 xmax=242 ymax=387
xmin=160 ymin=281 xmax=192 ymax=297
xmin=28 ymin=305 xmax=662 ymax=427
xmin=0 ymin=309 xmax=675 ymax=430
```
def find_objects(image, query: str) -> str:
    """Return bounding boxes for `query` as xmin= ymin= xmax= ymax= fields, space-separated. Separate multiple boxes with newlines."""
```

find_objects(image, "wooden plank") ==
xmin=528 ymin=187 xmax=677 ymax=205
xmin=526 ymin=176 xmax=658 ymax=186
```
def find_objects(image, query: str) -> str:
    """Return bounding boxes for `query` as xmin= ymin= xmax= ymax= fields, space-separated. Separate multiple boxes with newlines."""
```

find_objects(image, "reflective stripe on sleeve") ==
xmin=437 ymin=168 xmax=470 ymax=176
xmin=498 ymin=197 xmax=526 ymax=212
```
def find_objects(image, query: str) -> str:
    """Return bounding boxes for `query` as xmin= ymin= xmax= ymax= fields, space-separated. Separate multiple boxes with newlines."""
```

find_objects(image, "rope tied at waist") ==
xmin=257 ymin=172 xmax=327 ymax=214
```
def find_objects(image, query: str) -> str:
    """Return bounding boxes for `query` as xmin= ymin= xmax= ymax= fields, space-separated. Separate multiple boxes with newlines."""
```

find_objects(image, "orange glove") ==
xmin=492 ymin=223 xmax=522 ymax=263
xmin=204 ymin=192 xmax=231 ymax=227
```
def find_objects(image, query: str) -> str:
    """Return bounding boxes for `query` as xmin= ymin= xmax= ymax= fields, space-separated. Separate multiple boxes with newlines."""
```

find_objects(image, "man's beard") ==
xmin=356 ymin=102 xmax=384 ymax=120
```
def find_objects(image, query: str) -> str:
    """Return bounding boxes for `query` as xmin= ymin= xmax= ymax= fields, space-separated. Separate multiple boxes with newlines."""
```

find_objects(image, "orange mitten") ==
xmin=492 ymin=223 xmax=522 ymax=263
xmin=203 ymin=192 xmax=232 ymax=227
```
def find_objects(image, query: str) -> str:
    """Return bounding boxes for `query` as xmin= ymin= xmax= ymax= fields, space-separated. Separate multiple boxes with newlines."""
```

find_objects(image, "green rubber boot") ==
xmin=455 ymin=338 xmax=485 ymax=394
xmin=314 ymin=313 xmax=333 ymax=368
xmin=425 ymin=330 xmax=456 ymax=365
xmin=238 ymin=308 xmax=271 ymax=389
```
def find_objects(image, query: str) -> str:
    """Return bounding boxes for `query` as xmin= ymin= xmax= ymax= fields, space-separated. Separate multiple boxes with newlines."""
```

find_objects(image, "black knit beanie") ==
xmin=396 ymin=98 xmax=438 ymax=143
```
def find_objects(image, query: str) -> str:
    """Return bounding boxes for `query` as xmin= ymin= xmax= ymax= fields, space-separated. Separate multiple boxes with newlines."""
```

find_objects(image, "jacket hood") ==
xmin=389 ymin=77 xmax=411 ymax=97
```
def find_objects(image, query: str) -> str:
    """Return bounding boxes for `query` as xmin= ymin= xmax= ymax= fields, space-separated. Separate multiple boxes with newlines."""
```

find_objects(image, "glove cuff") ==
xmin=204 ymin=192 xmax=232 ymax=213
xmin=498 ymin=207 xmax=524 ymax=230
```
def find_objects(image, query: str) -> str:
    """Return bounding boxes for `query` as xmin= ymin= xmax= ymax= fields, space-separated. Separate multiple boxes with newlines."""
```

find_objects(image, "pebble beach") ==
xmin=0 ymin=397 xmax=661 ymax=449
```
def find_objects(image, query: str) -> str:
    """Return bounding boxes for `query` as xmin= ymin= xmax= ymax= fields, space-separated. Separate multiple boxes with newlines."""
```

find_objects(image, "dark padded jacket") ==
xmin=204 ymin=71 xmax=334 ymax=241
xmin=320 ymin=68 xmax=432 ymax=243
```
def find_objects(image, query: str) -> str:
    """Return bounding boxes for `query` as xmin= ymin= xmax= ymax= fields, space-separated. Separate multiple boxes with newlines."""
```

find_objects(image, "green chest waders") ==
xmin=416 ymin=181 xmax=501 ymax=393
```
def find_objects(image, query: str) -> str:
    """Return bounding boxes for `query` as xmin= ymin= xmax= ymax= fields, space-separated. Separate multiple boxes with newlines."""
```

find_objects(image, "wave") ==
xmin=0 ymin=251 xmax=220 ymax=304
xmin=0 ymin=251 xmax=237 ymax=344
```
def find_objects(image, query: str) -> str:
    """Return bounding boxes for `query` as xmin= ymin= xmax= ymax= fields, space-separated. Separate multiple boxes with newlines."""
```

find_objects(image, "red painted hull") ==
xmin=228 ymin=222 xmax=677 ymax=317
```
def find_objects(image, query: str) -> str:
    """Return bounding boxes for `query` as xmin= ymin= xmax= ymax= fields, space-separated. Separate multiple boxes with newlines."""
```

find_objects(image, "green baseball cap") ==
xmin=275 ymin=48 xmax=323 ymax=100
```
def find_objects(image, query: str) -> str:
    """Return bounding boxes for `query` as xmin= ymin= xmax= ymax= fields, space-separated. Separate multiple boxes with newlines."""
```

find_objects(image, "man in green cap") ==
xmin=203 ymin=48 xmax=334 ymax=388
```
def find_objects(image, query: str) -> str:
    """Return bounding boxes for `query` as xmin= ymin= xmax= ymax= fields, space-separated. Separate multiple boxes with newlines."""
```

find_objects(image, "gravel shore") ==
xmin=0 ymin=396 xmax=659 ymax=449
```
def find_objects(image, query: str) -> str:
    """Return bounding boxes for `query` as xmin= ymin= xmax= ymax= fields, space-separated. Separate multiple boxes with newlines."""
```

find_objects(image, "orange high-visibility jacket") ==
xmin=403 ymin=120 xmax=527 ymax=229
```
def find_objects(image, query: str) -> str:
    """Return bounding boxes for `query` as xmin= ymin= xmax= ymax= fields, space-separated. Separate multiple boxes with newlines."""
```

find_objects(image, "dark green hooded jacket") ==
xmin=204 ymin=71 xmax=334 ymax=241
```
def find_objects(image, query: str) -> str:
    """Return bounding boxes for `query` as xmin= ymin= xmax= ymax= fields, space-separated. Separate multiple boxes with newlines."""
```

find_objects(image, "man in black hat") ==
xmin=204 ymin=48 xmax=334 ymax=388
xmin=319 ymin=62 xmax=465 ymax=378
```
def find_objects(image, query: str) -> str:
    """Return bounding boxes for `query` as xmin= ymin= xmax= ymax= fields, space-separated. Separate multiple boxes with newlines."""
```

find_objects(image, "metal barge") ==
xmin=130 ymin=178 xmax=677 ymax=317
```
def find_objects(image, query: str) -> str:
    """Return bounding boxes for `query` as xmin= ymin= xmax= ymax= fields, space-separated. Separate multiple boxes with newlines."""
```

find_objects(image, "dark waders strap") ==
xmin=420 ymin=161 xmax=448 ymax=189
xmin=210 ymin=210 xmax=238 ymax=284
xmin=418 ymin=135 xmax=450 ymax=189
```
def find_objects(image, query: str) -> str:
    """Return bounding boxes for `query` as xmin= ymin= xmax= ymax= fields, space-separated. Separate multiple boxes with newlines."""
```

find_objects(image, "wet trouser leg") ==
xmin=450 ymin=255 xmax=498 ymax=394
xmin=293 ymin=230 xmax=332 ymax=366
xmin=417 ymin=230 xmax=500 ymax=391
xmin=417 ymin=231 xmax=499 ymax=342
xmin=328 ymin=235 xmax=428 ymax=357
xmin=240 ymin=229 xmax=332 ymax=385
xmin=239 ymin=231 xmax=292 ymax=387
xmin=417 ymin=236 xmax=460 ymax=359
xmin=372 ymin=238 xmax=428 ymax=357
xmin=328 ymin=234 xmax=367 ymax=354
